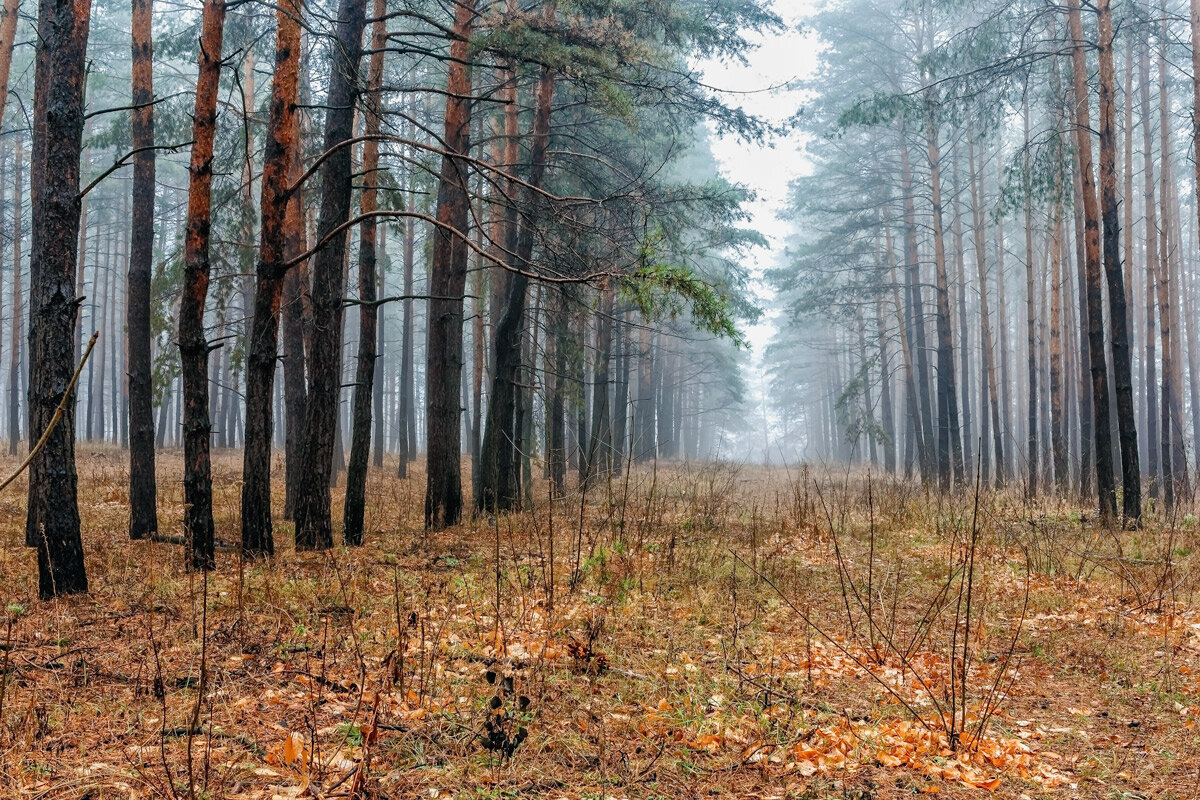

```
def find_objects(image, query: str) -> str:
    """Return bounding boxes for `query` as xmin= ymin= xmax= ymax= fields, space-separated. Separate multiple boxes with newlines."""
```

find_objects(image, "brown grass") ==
xmin=0 ymin=450 xmax=1197 ymax=799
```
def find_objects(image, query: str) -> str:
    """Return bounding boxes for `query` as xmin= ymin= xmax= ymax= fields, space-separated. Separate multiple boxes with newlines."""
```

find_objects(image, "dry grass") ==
xmin=0 ymin=449 xmax=1197 ymax=799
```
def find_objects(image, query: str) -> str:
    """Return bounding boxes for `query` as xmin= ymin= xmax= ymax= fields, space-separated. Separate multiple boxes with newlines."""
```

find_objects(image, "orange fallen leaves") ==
xmin=775 ymin=716 xmax=1071 ymax=791
xmin=282 ymin=731 xmax=306 ymax=766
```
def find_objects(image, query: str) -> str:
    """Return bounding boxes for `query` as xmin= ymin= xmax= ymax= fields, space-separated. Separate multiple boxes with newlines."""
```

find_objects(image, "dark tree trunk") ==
xmin=177 ymin=0 xmax=226 ymax=570
xmin=1185 ymin=0 xmax=1200 ymax=482
xmin=950 ymin=151 xmax=970 ymax=478
xmin=396 ymin=197 xmax=414 ymax=478
xmin=470 ymin=244 xmax=484 ymax=502
xmin=1070 ymin=102 xmax=1094 ymax=498
xmin=575 ymin=308 xmax=589 ymax=483
xmin=294 ymin=0 xmax=368 ymax=548
xmin=612 ymin=310 xmax=630 ymax=474
xmin=926 ymin=105 xmax=962 ymax=490
xmin=127 ymin=0 xmax=157 ymax=540
xmin=1097 ymin=0 xmax=1140 ymax=523
xmin=343 ymin=0 xmax=386 ymax=546
xmin=583 ymin=282 xmax=614 ymax=488
xmin=241 ymin=0 xmax=301 ymax=554
xmin=1156 ymin=27 xmax=1188 ymax=505
xmin=548 ymin=290 xmax=566 ymax=496
xmin=876 ymin=292 xmax=895 ymax=472
xmin=27 ymin=0 xmax=92 ymax=596
xmin=1049 ymin=49 xmax=1069 ymax=492
xmin=886 ymin=225 xmax=924 ymax=480
xmin=281 ymin=157 xmax=308 ymax=518
xmin=1067 ymin=0 xmax=1117 ymax=522
xmin=423 ymin=0 xmax=475 ymax=529
xmin=478 ymin=51 xmax=554 ymax=513
xmin=478 ymin=272 xmax=528 ymax=511
xmin=657 ymin=350 xmax=676 ymax=459
xmin=900 ymin=133 xmax=935 ymax=481
xmin=1023 ymin=98 xmax=1039 ymax=498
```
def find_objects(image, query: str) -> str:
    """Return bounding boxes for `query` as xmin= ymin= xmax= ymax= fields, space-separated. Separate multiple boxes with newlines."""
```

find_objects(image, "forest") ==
xmin=0 ymin=0 xmax=1198 ymax=797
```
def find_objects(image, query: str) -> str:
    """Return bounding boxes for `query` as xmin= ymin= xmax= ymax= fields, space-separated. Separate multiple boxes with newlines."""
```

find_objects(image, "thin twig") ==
xmin=0 ymin=331 xmax=99 ymax=495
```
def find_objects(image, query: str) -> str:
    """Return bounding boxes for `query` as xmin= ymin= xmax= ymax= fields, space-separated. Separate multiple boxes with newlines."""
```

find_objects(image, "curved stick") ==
xmin=0 ymin=330 xmax=99 ymax=494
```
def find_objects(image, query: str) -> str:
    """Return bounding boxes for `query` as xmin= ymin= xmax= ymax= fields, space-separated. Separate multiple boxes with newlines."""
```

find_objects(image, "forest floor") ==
xmin=0 ymin=449 xmax=1197 ymax=799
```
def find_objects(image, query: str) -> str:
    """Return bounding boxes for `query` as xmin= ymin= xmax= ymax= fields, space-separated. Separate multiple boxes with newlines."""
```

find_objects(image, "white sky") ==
xmin=697 ymin=3 xmax=820 ymax=459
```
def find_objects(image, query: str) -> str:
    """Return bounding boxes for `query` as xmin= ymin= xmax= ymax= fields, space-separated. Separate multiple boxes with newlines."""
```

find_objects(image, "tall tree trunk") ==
xmin=548 ymin=289 xmax=566 ymax=495
xmin=343 ymin=0 xmax=386 ymax=546
xmin=423 ymin=0 xmax=475 ymax=528
xmin=1067 ymin=0 xmax=1117 ymax=522
xmin=1140 ymin=34 xmax=1160 ymax=494
xmin=469 ymin=241 xmax=484 ymax=501
xmin=994 ymin=187 xmax=1013 ymax=482
xmin=77 ymin=128 xmax=90 ymax=431
xmin=876 ymin=294 xmax=895 ymax=472
xmin=633 ymin=323 xmax=654 ymax=462
xmin=7 ymin=138 xmax=21 ymax=456
xmin=0 ymin=0 xmax=20 ymax=137
xmin=1097 ymin=0 xmax=1140 ymax=523
xmin=478 ymin=38 xmax=554 ymax=513
xmin=127 ymin=0 xmax=157 ymax=540
xmin=612 ymin=309 xmax=630 ymax=474
xmin=951 ymin=150 xmax=971 ymax=478
xmin=886 ymin=222 xmax=925 ymax=479
xmin=899 ymin=133 xmax=935 ymax=481
xmin=967 ymin=129 xmax=1005 ymax=488
xmin=583 ymin=281 xmax=614 ymax=488
xmin=856 ymin=305 xmax=877 ymax=464
xmin=177 ymin=0 xmax=226 ymax=570
xmin=281 ymin=152 xmax=308 ymax=518
xmin=576 ymin=308 xmax=590 ymax=481
xmin=1048 ymin=43 xmax=1069 ymax=491
xmin=1158 ymin=20 xmax=1188 ymax=504
xmin=1123 ymin=38 xmax=1138 ymax=449
xmin=241 ymin=0 xmax=301 ymax=553
xmin=93 ymin=247 xmax=107 ymax=439
xmin=1022 ymin=97 xmax=1040 ymax=498
xmin=926 ymin=104 xmax=962 ymax=490
xmin=1050 ymin=199 xmax=1068 ymax=490
xmin=373 ymin=226 xmax=386 ymax=468
xmin=396 ymin=192 xmax=414 ymax=478
xmin=1188 ymin=0 xmax=1200 ymax=471
xmin=294 ymin=0 xmax=368 ymax=547
xmin=27 ymin=0 xmax=91 ymax=595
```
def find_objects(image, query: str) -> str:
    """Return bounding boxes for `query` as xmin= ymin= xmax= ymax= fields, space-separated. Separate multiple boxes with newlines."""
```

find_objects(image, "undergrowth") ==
xmin=0 ymin=449 xmax=1195 ymax=799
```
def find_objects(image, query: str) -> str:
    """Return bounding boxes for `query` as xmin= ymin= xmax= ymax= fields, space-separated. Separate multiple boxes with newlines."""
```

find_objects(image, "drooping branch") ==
xmin=78 ymin=140 xmax=191 ymax=199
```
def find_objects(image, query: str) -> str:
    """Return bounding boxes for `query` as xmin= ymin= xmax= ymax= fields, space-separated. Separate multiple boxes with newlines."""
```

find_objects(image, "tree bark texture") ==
xmin=177 ymin=0 xmax=226 ymax=570
xmin=424 ymin=0 xmax=476 ymax=529
xmin=294 ymin=0 xmax=368 ymax=548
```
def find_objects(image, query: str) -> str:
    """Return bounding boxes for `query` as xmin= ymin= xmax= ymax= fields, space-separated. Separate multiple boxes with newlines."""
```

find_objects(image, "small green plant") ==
xmin=336 ymin=721 xmax=364 ymax=746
